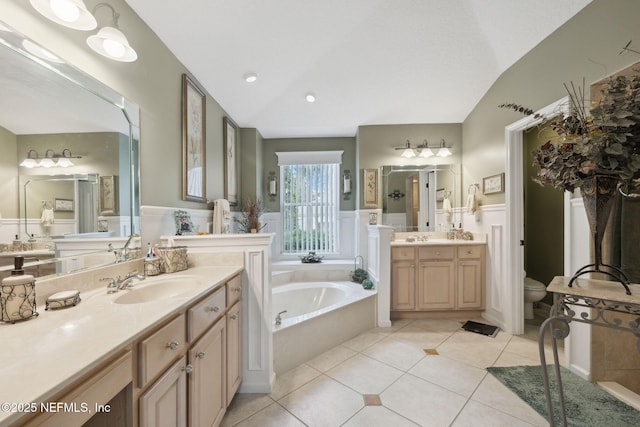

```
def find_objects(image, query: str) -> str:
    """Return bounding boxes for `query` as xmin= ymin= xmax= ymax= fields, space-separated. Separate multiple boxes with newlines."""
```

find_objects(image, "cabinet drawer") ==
xmin=226 ymin=274 xmax=242 ymax=307
xmin=188 ymin=286 xmax=226 ymax=342
xmin=139 ymin=315 xmax=186 ymax=387
xmin=391 ymin=247 xmax=416 ymax=261
xmin=457 ymin=246 xmax=484 ymax=259
xmin=418 ymin=246 xmax=454 ymax=260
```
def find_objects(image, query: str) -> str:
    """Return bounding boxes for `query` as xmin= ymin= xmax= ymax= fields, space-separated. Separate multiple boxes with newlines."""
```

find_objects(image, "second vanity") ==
xmin=0 ymin=256 xmax=243 ymax=427
xmin=390 ymin=233 xmax=486 ymax=317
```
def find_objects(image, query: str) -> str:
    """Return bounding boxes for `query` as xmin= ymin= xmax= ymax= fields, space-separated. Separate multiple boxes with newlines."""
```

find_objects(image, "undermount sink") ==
xmin=113 ymin=276 xmax=205 ymax=304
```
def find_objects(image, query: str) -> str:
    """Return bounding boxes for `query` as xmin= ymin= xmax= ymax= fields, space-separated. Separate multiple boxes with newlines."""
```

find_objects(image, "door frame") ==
xmin=504 ymin=96 xmax=569 ymax=335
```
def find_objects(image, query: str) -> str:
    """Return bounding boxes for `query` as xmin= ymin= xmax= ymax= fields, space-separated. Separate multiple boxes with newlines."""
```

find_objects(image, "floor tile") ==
xmin=222 ymin=393 xmax=275 ymax=427
xmin=233 ymin=402 xmax=306 ymax=427
xmin=326 ymin=353 xmax=404 ymax=394
xmin=410 ymin=317 xmax=466 ymax=333
xmin=470 ymin=374 xmax=548 ymax=426
xmin=409 ymin=354 xmax=487 ymax=397
xmin=362 ymin=336 xmax=426 ymax=371
xmin=436 ymin=331 xmax=510 ymax=369
xmin=306 ymin=344 xmax=356 ymax=373
xmin=343 ymin=406 xmax=420 ymax=427
xmin=269 ymin=364 xmax=321 ymax=401
xmin=342 ymin=330 xmax=387 ymax=352
xmin=381 ymin=374 xmax=468 ymax=426
xmin=387 ymin=325 xmax=450 ymax=350
xmin=279 ymin=375 xmax=364 ymax=427
xmin=452 ymin=400 xmax=538 ymax=427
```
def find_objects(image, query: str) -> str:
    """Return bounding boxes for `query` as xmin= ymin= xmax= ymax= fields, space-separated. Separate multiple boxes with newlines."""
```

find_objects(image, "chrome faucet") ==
xmin=101 ymin=271 xmax=145 ymax=293
xmin=275 ymin=310 xmax=287 ymax=326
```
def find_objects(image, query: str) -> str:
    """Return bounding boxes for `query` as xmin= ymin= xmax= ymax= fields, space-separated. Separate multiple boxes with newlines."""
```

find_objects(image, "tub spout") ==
xmin=275 ymin=310 xmax=287 ymax=326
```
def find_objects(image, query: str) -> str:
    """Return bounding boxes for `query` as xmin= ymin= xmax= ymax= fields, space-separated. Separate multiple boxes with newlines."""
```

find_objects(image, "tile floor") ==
xmin=222 ymin=317 xmax=564 ymax=427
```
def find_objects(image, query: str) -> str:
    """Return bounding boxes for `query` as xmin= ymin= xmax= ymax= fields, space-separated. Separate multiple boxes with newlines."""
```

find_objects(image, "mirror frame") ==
xmin=0 ymin=21 xmax=141 ymax=276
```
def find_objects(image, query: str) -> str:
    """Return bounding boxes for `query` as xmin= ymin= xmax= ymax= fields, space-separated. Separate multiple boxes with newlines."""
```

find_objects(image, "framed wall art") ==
xmin=223 ymin=116 xmax=239 ymax=206
xmin=99 ymin=175 xmax=118 ymax=215
xmin=182 ymin=74 xmax=206 ymax=202
xmin=54 ymin=198 xmax=73 ymax=212
xmin=363 ymin=168 xmax=379 ymax=208
xmin=436 ymin=188 xmax=446 ymax=202
xmin=483 ymin=173 xmax=505 ymax=195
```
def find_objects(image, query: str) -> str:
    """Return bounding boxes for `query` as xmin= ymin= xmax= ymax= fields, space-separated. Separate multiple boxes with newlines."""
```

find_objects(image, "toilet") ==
xmin=523 ymin=276 xmax=547 ymax=319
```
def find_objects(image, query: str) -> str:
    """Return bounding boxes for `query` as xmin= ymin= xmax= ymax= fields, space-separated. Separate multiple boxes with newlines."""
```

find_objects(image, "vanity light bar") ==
xmin=20 ymin=149 xmax=82 ymax=168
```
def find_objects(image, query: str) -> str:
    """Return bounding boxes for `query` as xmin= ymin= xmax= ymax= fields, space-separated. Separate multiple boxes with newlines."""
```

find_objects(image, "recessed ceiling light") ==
xmin=243 ymin=72 xmax=258 ymax=83
xmin=305 ymin=93 xmax=316 ymax=103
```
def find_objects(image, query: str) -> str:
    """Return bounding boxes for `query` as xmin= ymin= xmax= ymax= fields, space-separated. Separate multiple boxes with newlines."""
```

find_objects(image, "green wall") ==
xmin=462 ymin=0 xmax=640 ymax=205
xmin=262 ymin=137 xmax=357 ymax=212
xmin=0 ymin=126 xmax=18 ymax=218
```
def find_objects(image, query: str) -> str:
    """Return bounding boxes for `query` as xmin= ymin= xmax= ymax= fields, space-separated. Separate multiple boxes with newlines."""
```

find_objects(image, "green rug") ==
xmin=487 ymin=365 xmax=640 ymax=427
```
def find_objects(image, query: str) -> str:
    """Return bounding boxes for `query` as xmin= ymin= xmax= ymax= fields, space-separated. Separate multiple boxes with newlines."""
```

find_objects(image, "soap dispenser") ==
xmin=12 ymin=234 xmax=22 ymax=252
xmin=0 ymin=256 xmax=38 ymax=323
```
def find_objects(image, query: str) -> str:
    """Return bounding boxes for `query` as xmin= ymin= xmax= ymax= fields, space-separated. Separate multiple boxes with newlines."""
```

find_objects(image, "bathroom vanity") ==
xmin=390 ymin=237 xmax=486 ymax=317
xmin=0 ymin=261 xmax=243 ymax=427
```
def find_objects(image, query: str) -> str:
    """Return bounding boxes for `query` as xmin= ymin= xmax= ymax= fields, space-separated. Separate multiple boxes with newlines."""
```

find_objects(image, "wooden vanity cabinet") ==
xmin=137 ymin=273 xmax=242 ymax=427
xmin=391 ymin=244 xmax=485 ymax=315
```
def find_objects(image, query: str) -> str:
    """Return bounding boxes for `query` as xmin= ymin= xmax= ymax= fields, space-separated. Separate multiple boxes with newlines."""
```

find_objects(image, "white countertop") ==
xmin=0 ymin=265 xmax=242 ymax=426
xmin=391 ymin=238 xmax=486 ymax=247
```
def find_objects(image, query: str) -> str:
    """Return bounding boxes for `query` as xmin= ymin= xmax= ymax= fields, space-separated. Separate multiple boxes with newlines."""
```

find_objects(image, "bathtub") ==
xmin=271 ymin=266 xmax=376 ymax=374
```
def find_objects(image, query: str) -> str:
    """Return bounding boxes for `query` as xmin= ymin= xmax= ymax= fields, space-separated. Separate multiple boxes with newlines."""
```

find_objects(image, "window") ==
xmin=277 ymin=151 xmax=342 ymax=254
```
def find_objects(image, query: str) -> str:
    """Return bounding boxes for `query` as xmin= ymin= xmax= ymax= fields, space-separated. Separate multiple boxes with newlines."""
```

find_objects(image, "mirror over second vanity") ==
xmin=381 ymin=164 xmax=462 ymax=231
xmin=0 ymin=21 xmax=141 ymax=278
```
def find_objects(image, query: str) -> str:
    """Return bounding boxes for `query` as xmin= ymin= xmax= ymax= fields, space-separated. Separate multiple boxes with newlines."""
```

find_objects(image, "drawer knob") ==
xmin=436 ymin=251 xmax=441 ymax=256
xmin=205 ymin=306 xmax=220 ymax=313
xmin=234 ymin=287 xmax=241 ymax=293
xmin=183 ymin=364 xmax=193 ymax=374
xmin=196 ymin=351 xmax=206 ymax=359
xmin=230 ymin=314 xmax=238 ymax=320
xmin=166 ymin=341 xmax=179 ymax=350
xmin=467 ymin=250 xmax=472 ymax=255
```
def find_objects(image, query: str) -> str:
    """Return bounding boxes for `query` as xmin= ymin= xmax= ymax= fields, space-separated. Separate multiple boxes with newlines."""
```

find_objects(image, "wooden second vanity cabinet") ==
xmin=391 ymin=244 xmax=485 ymax=316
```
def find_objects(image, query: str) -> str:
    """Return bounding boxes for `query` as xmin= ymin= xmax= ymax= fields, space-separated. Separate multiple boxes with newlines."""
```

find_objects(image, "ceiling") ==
xmin=125 ymin=0 xmax=592 ymax=139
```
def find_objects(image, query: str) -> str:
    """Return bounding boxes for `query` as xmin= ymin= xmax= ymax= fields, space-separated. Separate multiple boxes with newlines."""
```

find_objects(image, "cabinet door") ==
xmin=139 ymin=356 xmax=188 ymax=427
xmin=417 ymin=261 xmax=455 ymax=310
xmin=189 ymin=317 xmax=226 ymax=427
xmin=391 ymin=261 xmax=416 ymax=310
xmin=458 ymin=260 xmax=483 ymax=309
xmin=227 ymin=302 xmax=242 ymax=404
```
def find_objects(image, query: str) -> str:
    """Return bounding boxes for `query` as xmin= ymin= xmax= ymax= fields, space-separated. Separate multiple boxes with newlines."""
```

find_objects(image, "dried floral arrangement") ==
xmin=500 ymin=71 xmax=640 ymax=192
xmin=234 ymin=198 xmax=266 ymax=233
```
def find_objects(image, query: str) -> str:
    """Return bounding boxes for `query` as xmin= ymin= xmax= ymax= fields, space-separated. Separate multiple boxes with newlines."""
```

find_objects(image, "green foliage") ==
xmin=283 ymin=229 xmax=330 ymax=252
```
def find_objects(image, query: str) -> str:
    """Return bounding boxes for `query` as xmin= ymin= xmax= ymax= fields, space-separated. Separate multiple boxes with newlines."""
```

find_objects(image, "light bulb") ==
xmin=39 ymin=158 xmax=55 ymax=168
xmin=50 ymin=0 xmax=80 ymax=23
xmin=20 ymin=158 xmax=38 ymax=168
xmin=401 ymin=148 xmax=416 ymax=158
xmin=56 ymin=157 xmax=74 ymax=167
xmin=103 ymin=39 xmax=125 ymax=58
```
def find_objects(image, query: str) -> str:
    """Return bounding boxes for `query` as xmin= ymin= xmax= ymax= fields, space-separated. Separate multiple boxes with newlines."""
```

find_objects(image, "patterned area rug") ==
xmin=487 ymin=365 xmax=640 ymax=426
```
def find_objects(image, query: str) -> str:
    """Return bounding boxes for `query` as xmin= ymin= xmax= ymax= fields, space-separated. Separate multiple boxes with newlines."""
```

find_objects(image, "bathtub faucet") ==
xmin=275 ymin=310 xmax=287 ymax=326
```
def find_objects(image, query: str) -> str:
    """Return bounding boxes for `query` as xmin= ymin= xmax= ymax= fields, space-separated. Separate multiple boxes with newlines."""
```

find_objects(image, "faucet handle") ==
xmin=100 ymin=277 xmax=117 ymax=293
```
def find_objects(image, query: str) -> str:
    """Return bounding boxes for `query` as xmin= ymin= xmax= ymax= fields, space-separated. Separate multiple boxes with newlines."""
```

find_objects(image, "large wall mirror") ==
xmin=382 ymin=164 xmax=462 ymax=231
xmin=0 ymin=21 xmax=140 ymax=278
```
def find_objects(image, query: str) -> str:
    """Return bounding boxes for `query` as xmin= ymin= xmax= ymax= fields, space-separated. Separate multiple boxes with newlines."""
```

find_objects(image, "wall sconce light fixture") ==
xmin=394 ymin=139 xmax=452 ymax=158
xmin=343 ymin=170 xmax=352 ymax=196
xmin=268 ymin=173 xmax=277 ymax=197
xmin=30 ymin=0 xmax=137 ymax=62
xmin=20 ymin=148 xmax=82 ymax=168
xmin=87 ymin=3 xmax=137 ymax=62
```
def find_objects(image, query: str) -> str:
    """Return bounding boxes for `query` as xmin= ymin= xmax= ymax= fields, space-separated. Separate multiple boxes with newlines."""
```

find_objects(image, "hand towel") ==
xmin=212 ymin=199 xmax=231 ymax=234
xmin=41 ymin=208 xmax=54 ymax=226
xmin=442 ymin=197 xmax=452 ymax=219
xmin=466 ymin=193 xmax=478 ymax=214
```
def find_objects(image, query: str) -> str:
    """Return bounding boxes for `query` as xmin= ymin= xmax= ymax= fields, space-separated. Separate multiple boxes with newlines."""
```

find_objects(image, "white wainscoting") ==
xmin=140 ymin=205 xmax=212 ymax=244
xmin=462 ymin=204 xmax=507 ymax=331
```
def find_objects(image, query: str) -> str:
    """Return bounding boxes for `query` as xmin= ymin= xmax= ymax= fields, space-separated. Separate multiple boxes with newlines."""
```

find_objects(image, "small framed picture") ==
xmin=99 ymin=175 xmax=118 ymax=216
xmin=368 ymin=212 xmax=378 ymax=225
xmin=435 ymin=188 xmax=446 ymax=202
xmin=223 ymin=116 xmax=239 ymax=206
xmin=363 ymin=168 xmax=379 ymax=208
xmin=174 ymin=210 xmax=195 ymax=235
xmin=54 ymin=198 xmax=73 ymax=212
xmin=483 ymin=173 xmax=505 ymax=195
